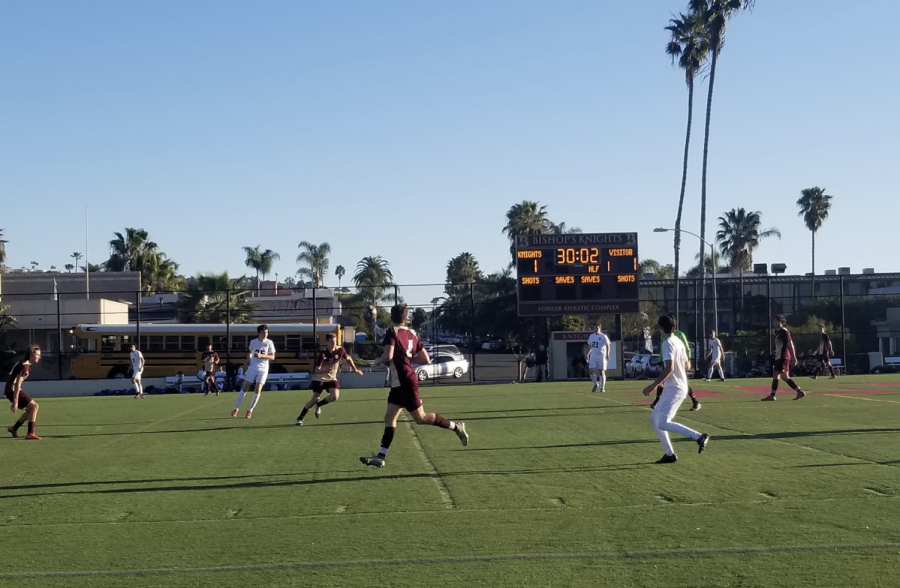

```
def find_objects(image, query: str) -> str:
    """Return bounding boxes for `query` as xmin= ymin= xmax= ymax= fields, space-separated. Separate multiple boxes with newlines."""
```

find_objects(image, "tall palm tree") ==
xmin=690 ymin=0 xmax=755 ymax=340
xmin=796 ymin=186 xmax=833 ymax=293
xmin=352 ymin=256 xmax=394 ymax=307
xmin=71 ymin=252 xmax=83 ymax=269
xmin=0 ymin=229 xmax=8 ymax=266
xmin=296 ymin=241 xmax=331 ymax=288
xmin=243 ymin=245 xmax=280 ymax=296
xmin=716 ymin=207 xmax=780 ymax=329
xmin=665 ymin=9 xmax=709 ymax=315
xmin=502 ymin=201 xmax=551 ymax=267
xmin=335 ymin=265 xmax=346 ymax=290
xmin=177 ymin=272 xmax=256 ymax=324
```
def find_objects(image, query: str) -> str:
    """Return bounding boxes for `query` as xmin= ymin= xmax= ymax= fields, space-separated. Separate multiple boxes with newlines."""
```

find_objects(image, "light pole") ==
xmin=654 ymin=227 xmax=719 ymax=342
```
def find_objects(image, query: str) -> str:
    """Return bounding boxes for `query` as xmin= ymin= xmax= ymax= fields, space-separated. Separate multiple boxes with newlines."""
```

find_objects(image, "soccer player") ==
xmin=130 ymin=344 xmax=145 ymax=398
xmin=704 ymin=330 xmax=726 ymax=382
xmin=360 ymin=304 xmax=468 ymax=468
xmin=295 ymin=333 xmax=363 ymax=425
xmin=642 ymin=315 xmax=709 ymax=463
xmin=762 ymin=315 xmax=806 ymax=401
xmin=232 ymin=324 xmax=276 ymax=418
xmin=650 ymin=316 xmax=701 ymax=411
xmin=585 ymin=323 xmax=610 ymax=393
xmin=201 ymin=344 xmax=220 ymax=396
xmin=5 ymin=345 xmax=42 ymax=439
xmin=812 ymin=325 xmax=837 ymax=379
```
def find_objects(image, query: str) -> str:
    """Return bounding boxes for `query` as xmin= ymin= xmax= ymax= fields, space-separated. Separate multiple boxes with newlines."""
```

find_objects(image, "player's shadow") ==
xmin=794 ymin=459 xmax=900 ymax=468
xmin=41 ymin=421 xmax=386 ymax=438
xmin=450 ymin=406 xmax=633 ymax=416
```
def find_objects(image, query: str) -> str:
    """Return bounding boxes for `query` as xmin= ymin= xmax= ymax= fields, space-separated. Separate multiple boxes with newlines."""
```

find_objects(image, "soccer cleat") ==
xmin=454 ymin=422 xmax=469 ymax=447
xmin=810 ymin=374 xmax=818 ymax=380
xmin=697 ymin=433 xmax=710 ymax=454
xmin=655 ymin=453 xmax=678 ymax=464
xmin=702 ymin=378 xmax=710 ymax=382
xmin=8 ymin=426 xmax=18 ymax=438
xmin=231 ymin=409 xmax=239 ymax=417
xmin=591 ymin=383 xmax=598 ymax=393
xmin=761 ymin=395 xmax=776 ymax=401
xmin=690 ymin=401 xmax=701 ymax=411
xmin=315 ymin=406 xmax=322 ymax=419
xmin=245 ymin=411 xmax=252 ymax=419
xmin=295 ymin=419 xmax=303 ymax=426
xmin=24 ymin=432 xmax=42 ymax=440
xmin=718 ymin=379 xmax=726 ymax=383
xmin=793 ymin=390 xmax=806 ymax=400
xmin=599 ymin=388 xmax=606 ymax=393
xmin=829 ymin=375 xmax=836 ymax=379
xmin=360 ymin=455 xmax=385 ymax=468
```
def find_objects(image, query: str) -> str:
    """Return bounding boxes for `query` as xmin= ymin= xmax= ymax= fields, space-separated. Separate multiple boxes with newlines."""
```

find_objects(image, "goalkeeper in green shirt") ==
xmin=650 ymin=315 xmax=701 ymax=411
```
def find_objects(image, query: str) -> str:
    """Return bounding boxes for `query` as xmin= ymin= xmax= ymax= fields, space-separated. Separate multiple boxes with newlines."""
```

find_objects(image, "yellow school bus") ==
xmin=70 ymin=323 xmax=342 ymax=379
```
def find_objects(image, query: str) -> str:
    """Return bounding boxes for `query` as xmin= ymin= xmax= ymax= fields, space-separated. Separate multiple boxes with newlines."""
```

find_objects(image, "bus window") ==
xmin=165 ymin=336 xmax=180 ymax=351
xmin=140 ymin=336 xmax=148 ymax=350
xmin=148 ymin=336 xmax=164 ymax=352
xmin=285 ymin=335 xmax=301 ymax=351
xmin=270 ymin=335 xmax=285 ymax=350
xmin=101 ymin=335 xmax=118 ymax=352
xmin=302 ymin=336 xmax=315 ymax=351
xmin=78 ymin=338 xmax=98 ymax=353
xmin=231 ymin=335 xmax=247 ymax=351
xmin=198 ymin=336 xmax=210 ymax=351
xmin=121 ymin=335 xmax=134 ymax=351
xmin=180 ymin=336 xmax=195 ymax=351
xmin=212 ymin=336 xmax=227 ymax=352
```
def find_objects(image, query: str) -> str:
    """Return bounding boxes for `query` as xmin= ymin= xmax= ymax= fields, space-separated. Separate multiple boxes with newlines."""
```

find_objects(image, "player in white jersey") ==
xmin=585 ymin=323 xmax=610 ymax=393
xmin=129 ymin=344 xmax=145 ymax=398
xmin=232 ymin=324 xmax=276 ymax=419
xmin=704 ymin=330 xmax=725 ymax=382
xmin=642 ymin=315 xmax=710 ymax=464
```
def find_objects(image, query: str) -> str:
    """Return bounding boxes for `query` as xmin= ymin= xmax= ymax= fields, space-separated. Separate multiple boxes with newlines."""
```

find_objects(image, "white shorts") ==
xmin=244 ymin=366 xmax=269 ymax=387
xmin=711 ymin=354 xmax=722 ymax=365
xmin=588 ymin=361 xmax=608 ymax=372
xmin=132 ymin=370 xmax=143 ymax=381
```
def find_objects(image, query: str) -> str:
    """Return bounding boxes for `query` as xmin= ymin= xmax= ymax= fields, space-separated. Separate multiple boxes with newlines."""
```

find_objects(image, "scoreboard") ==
xmin=515 ymin=233 xmax=640 ymax=316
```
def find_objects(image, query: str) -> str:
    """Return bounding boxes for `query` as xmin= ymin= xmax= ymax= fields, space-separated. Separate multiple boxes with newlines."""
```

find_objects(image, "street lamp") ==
xmin=653 ymin=227 xmax=719 ymax=340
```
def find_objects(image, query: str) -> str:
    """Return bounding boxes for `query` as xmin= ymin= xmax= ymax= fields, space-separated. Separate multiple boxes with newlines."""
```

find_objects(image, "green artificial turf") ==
xmin=2 ymin=376 xmax=900 ymax=587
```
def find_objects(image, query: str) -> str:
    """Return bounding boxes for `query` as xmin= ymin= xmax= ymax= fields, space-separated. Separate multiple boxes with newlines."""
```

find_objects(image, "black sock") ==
xmin=12 ymin=419 xmax=24 ymax=431
xmin=379 ymin=426 xmax=396 ymax=455
xmin=655 ymin=387 xmax=663 ymax=400
xmin=688 ymin=387 xmax=696 ymax=400
xmin=786 ymin=378 xmax=800 ymax=391
xmin=771 ymin=380 xmax=779 ymax=395
xmin=316 ymin=398 xmax=330 ymax=408
xmin=298 ymin=407 xmax=309 ymax=420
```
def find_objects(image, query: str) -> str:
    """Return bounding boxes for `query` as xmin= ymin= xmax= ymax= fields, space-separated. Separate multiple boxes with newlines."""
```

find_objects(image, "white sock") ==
xmin=718 ymin=366 xmax=725 ymax=380
xmin=234 ymin=391 xmax=246 ymax=410
xmin=249 ymin=393 xmax=261 ymax=411
xmin=600 ymin=374 xmax=607 ymax=390
xmin=707 ymin=367 xmax=713 ymax=379
xmin=378 ymin=447 xmax=390 ymax=457
xmin=448 ymin=421 xmax=457 ymax=431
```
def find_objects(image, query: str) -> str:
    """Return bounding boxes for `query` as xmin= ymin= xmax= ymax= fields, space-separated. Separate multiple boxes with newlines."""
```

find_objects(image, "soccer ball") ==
xmin=362 ymin=305 xmax=377 ymax=322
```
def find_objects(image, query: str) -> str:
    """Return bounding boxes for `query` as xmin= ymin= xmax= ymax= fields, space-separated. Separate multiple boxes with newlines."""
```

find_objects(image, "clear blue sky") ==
xmin=2 ymin=1 xmax=897 ymax=307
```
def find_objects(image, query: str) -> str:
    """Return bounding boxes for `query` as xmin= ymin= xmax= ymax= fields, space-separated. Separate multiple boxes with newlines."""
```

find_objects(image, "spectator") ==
xmin=174 ymin=371 xmax=185 ymax=393
xmin=535 ymin=345 xmax=548 ymax=382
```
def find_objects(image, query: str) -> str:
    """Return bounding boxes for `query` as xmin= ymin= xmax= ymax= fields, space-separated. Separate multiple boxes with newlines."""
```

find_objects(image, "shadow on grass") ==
xmin=794 ymin=460 xmax=900 ymax=468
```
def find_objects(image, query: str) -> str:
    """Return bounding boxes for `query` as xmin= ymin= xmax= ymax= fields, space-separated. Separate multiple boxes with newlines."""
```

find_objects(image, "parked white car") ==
xmin=424 ymin=343 xmax=464 ymax=359
xmin=414 ymin=354 xmax=469 ymax=381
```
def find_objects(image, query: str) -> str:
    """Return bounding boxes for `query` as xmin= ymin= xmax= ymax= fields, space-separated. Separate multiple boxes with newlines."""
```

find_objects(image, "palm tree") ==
xmin=716 ymin=207 xmax=780 ymax=329
xmin=71 ymin=252 xmax=83 ymax=270
xmin=0 ymin=304 xmax=16 ymax=329
xmin=639 ymin=259 xmax=676 ymax=279
xmin=296 ymin=241 xmax=331 ymax=288
xmin=446 ymin=252 xmax=481 ymax=294
xmin=243 ymin=246 xmax=280 ymax=296
xmin=106 ymin=229 xmax=158 ymax=272
xmin=177 ymin=272 xmax=256 ymax=324
xmin=502 ymin=201 xmax=551 ymax=267
xmin=142 ymin=253 xmax=185 ymax=294
xmin=352 ymin=256 xmax=394 ymax=307
xmin=549 ymin=222 xmax=582 ymax=235
xmin=796 ymin=186 xmax=833 ymax=293
xmin=64 ymin=263 xmax=75 ymax=273
xmin=335 ymin=265 xmax=346 ymax=290
xmin=690 ymin=0 xmax=755 ymax=339
xmin=0 ymin=229 xmax=8 ymax=266
xmin=665 ymin=9 xmax=709 ymax=316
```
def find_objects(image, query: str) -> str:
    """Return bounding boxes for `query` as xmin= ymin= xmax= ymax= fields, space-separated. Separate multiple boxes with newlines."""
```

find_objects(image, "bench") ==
xmin=884 ymin=357 xmax=900 ymax=367
xmin=165 ymin=372 xmax=310 ymax=392
xmin=831 ymin=358 xmax=844 ymax=375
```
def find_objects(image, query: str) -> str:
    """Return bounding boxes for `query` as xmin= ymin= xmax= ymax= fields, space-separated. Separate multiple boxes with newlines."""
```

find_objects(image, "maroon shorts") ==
xmin=817 ymin=353 xmax=831 ymax=363
xmin=774 ymin=359 xmax=791 ymax=375
xmin=311 ymin=380 xmax=338 ymax=394
xmin=387 ymin=384 xmax=422 ymax=412
xmin=5 ymin=390 xmax=33 ymax=410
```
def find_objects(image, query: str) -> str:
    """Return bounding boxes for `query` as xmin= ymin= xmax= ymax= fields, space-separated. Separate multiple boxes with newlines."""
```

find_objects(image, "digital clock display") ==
xmin=515 ymin=233 xmax=640 ymax=316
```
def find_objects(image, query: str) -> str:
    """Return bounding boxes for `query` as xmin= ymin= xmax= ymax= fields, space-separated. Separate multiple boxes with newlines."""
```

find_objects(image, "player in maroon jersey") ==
xmin=295 ymin=333 xmax=363 ymax=425
xmin=812 ymin=325 xmax=837 ymax=379
xmin=360 ymin=304 xmax=468 ymax=468
xmin=762 ymin=315 xmax=806 ymax=401
xmin=5 ymin=345 xmax=43 ymax=439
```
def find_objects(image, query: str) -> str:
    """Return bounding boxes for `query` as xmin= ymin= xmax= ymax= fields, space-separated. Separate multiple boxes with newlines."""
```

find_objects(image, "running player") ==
xmin=201 ymin=344 xmax=220 ymax=396
xmin=762 ymin=315 xmax=806 ymax=401
xmin=643 ymin=315 xmax=709 ymax=463
xmin=360 ymin=304 xmax=468 ymax=468
xmin=296 ymin=333 xmax=363 ymax=425
xmin=130 ymin=344 xmax=145 ymax=398
xmin=586 ymin=323 xmax=610 ymax=393
xmin=6 ymin=345 xmax=42 ymax=439
xmin=650 ymin=315 xmax=701 ymax=411
xmin=812 ymin=325 xmax=837 ymax=379
xmin=232 ymin=324 xmax=276 ymax=418
xmin=704 ymin=330 xmax=726 ymax=382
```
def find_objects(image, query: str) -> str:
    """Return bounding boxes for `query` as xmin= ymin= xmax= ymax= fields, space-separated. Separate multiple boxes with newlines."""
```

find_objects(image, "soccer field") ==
xmin=3 ymin=376 xmax=900 ymax=587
